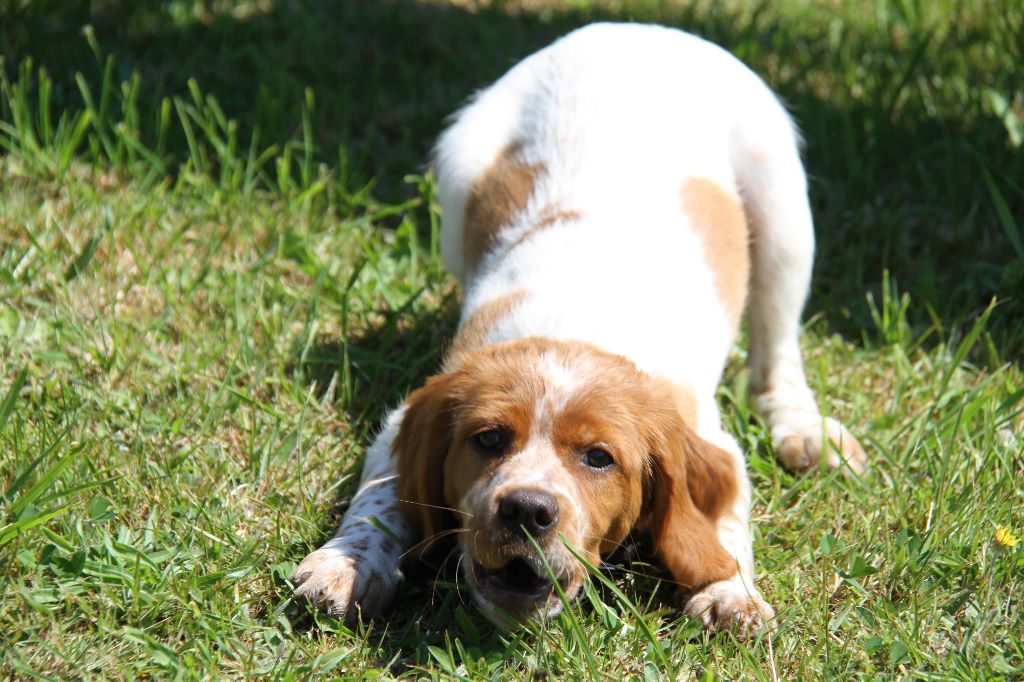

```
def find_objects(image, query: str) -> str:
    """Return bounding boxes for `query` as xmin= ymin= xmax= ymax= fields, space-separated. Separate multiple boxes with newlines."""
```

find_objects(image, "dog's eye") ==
xmin=584 ymin=448 xmax=614 ymax=469
xmin=473 ymin=429 xmax=506 ymax=452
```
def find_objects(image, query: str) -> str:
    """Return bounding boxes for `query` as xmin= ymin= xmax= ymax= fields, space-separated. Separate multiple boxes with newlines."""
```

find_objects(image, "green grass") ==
xmin=1 ymin=0 xmax=1022 ymax=678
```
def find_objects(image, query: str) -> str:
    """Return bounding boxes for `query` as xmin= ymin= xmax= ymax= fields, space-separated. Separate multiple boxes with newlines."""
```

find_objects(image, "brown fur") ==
xmin=647 ymin=415 xmax=739 ymax=590
xmin=664 ymin=380 xmax=699 ymax=429
xmin=553 ymin=381 xmax=651 ymax=558
xmin=444 ymin=289 xmax=530 ymax=369
xmin=498 ymin=206 xmax=581 ymax=262
xmin=393 ymin=373 xmax=458 ymax=548
xmin=396 ymin=337 xmax=738 ymax=595
xmin=463 ymin=143 xmax=544 ymax=275
xmin=680 ymin=177 xmax=750 ymax=328
xmin=445 ymin=340 xmax=653 ymax=569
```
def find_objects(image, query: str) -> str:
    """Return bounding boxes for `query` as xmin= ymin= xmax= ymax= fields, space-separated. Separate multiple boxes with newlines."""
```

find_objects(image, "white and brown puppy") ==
xmin=291 ymin=23 xmax=866 ymax=633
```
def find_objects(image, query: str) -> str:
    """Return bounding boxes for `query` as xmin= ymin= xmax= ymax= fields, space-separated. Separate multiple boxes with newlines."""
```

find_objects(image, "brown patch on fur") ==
xmin=393 ymin=373 xmax=458 ymax=549
xmin=552 ymin=374 xmax=658 ymax=557
xmin=648 ymin=414 xmax=739 ymax=590
xmin=680 ymin=177 xmax=750 ymax=328
xmin=464 ymin=143 xmax=543 ymax=274
xmin=498 ymin=206 xmax=581 ymax=260
xmin=535 ymin=206 xmax=581 ymax=230
xmin=395 ymin=344 xmax=543 ymax=556
xmin=444 ymin=289 xmax=530 ymax=369
xmin=448 ymin=340 xmax=657 ymax=572
xmin=441 ymin=400 xmax=533 ymax=567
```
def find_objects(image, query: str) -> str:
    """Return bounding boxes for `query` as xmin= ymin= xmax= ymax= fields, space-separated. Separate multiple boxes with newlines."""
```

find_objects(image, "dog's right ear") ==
xmin=393 ymin=372 xmax=458 ymax=550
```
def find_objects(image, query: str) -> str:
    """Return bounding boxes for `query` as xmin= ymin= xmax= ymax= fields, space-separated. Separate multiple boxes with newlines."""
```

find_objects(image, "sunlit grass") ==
xmin=1 ymin=0 xmax=1022 ymax=678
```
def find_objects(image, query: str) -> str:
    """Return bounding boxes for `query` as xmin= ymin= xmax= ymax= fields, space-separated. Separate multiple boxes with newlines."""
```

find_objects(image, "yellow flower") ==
xmin=995 ymin=526 xmax=1020 ymax=549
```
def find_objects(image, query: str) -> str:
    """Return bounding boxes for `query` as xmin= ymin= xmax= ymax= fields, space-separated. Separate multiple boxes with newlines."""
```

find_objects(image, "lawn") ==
xmin=1 ymin=0 xmax=1022 ymax=678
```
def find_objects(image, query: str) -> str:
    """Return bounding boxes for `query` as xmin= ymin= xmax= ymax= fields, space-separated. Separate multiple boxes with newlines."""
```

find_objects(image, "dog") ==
xmin=291 ymin=22 xmax=866 ymax=634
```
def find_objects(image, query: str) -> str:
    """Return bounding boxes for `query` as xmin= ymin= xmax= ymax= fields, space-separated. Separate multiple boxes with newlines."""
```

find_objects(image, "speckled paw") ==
xmin=290 ymin=549 xmax=398 ymax=622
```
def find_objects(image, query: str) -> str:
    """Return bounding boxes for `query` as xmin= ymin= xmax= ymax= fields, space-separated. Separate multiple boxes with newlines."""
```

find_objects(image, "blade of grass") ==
xmin=979 ymin=164 xmax=1024 ymax=260
xmin=561 ymin=537 xmax=675 ymax=673
xmin=0 ymin=504 xmax=71 ymax=548
xmin=0 ymin=367 xmax=27 ymax=432
xmin=5 ymin=440 xmax=84 ymax=520
xmin=523 ymin=532 xmax=599 ymax=680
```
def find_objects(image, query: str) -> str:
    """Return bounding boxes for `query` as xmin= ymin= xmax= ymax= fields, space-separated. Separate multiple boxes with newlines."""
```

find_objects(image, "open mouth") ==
xmin=473 ymin=557 xmax=567 ymax=596
xmin=470 ymin=556 xmax=578 ymax=620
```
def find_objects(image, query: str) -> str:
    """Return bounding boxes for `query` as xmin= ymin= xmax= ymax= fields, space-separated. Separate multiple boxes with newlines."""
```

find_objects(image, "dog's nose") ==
xmin=498 ymin=490 xmax=559 ymax=537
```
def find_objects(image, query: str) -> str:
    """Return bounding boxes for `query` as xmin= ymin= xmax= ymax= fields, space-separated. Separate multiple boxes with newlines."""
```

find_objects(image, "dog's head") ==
xmin=394 ymin=338 xmax=738 ymax=621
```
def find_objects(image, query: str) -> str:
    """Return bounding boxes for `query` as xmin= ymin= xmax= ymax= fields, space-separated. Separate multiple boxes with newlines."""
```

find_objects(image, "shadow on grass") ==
xmin=4 ymin=0 xmax=1021 ymax=353
xmin=294 ymin=288 xmax=459 ymax=428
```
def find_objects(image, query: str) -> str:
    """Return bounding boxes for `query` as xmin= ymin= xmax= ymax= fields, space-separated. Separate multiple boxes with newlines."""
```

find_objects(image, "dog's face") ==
xmin=395 ymin=338 xmax=738 ymax=622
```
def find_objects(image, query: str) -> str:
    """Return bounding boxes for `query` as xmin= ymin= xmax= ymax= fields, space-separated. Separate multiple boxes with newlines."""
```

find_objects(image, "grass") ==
xmin=1 ymin=0 xmax=1022 ymax=678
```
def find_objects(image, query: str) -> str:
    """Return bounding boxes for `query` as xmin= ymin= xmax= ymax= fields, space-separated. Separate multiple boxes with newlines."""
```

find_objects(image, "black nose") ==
xmin=498 ymin=490 xmax=560 ymax=538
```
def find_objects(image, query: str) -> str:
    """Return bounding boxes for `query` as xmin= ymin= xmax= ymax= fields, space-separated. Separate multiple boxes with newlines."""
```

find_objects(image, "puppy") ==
xmin=291 ymin=23 xmax=866 ymax=634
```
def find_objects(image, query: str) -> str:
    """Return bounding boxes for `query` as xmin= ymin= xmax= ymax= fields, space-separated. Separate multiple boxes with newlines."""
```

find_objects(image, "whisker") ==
xmin=402 ymin=527 xmax=468 ymax=559
xmin=584 ymin=554 xmax=705 ymax=591
xmin=453 ymin=551 xmax=469 ymax=608
xmin=397 ymin=498 xmax=473 ymax=518
xmin=577 ymin=532 xmax=638 ymax=555
xmin=431 ymin=544 xmax=464 ymax=606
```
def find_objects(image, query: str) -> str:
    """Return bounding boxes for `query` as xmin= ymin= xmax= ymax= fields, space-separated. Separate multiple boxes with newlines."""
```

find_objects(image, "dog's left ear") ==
xmin=645 ymin=408 xmax=739 ymax=592
xmin=393 ymin=372 xmax=457 ymax=551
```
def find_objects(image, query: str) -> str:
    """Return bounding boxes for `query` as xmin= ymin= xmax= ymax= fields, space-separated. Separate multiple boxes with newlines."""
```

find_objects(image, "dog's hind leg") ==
xmin=732 ymin=97 xmax=867 ymax=474
xmin=291 ymin=408 xmax=417 ymax=621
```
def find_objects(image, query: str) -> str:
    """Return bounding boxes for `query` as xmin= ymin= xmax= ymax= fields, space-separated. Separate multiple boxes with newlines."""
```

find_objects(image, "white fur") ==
xmin=291 ymin=409 xmax=416 ymax=620
xmin=438 ymin=24 xmax=785 ymax=413
xmin=293 ymin=22 xmax=865 ymax=631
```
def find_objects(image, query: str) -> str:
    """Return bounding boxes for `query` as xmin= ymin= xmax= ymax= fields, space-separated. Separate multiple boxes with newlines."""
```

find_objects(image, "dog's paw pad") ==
xmin=683 ymin=582 xmax=774 ymax=640
xmin=776 ymin=417 xmax=866 ymax=475
xmin=291 ymin=549 xmax=398 ymax=622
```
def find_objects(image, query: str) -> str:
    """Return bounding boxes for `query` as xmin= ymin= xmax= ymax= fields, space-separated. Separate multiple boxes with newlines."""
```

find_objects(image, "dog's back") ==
xmin=434 ymin=23 xmax=800 ymax=409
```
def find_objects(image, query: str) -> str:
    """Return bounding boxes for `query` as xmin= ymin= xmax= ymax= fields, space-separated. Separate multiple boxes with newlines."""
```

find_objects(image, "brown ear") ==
xmin=393 ymin=372 xmax=457 ymax=552
xmin=648 ymin=418 xmax=739 ymax=591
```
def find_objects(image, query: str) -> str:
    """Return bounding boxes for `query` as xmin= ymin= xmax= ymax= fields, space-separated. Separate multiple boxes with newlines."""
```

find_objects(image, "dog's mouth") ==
xmin=470 ymin=556 xmax=580 ymax=620
xmin=474 ymin=557 xmax=565 ymax=595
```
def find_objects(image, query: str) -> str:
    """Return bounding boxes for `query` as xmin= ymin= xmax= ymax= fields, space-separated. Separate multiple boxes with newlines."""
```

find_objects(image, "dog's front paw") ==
xmin=291 ymin=548 xmax=399 ymax=622
xmin=683 ymin=580 xmax=774 ymax=640
xmin=775 ymin=416 xmax=867 ymax=474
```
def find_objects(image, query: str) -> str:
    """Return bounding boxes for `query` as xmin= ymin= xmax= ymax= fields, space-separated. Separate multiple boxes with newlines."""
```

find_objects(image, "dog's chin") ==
xmin=468 ymin=555 xmax=582 ymax=624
